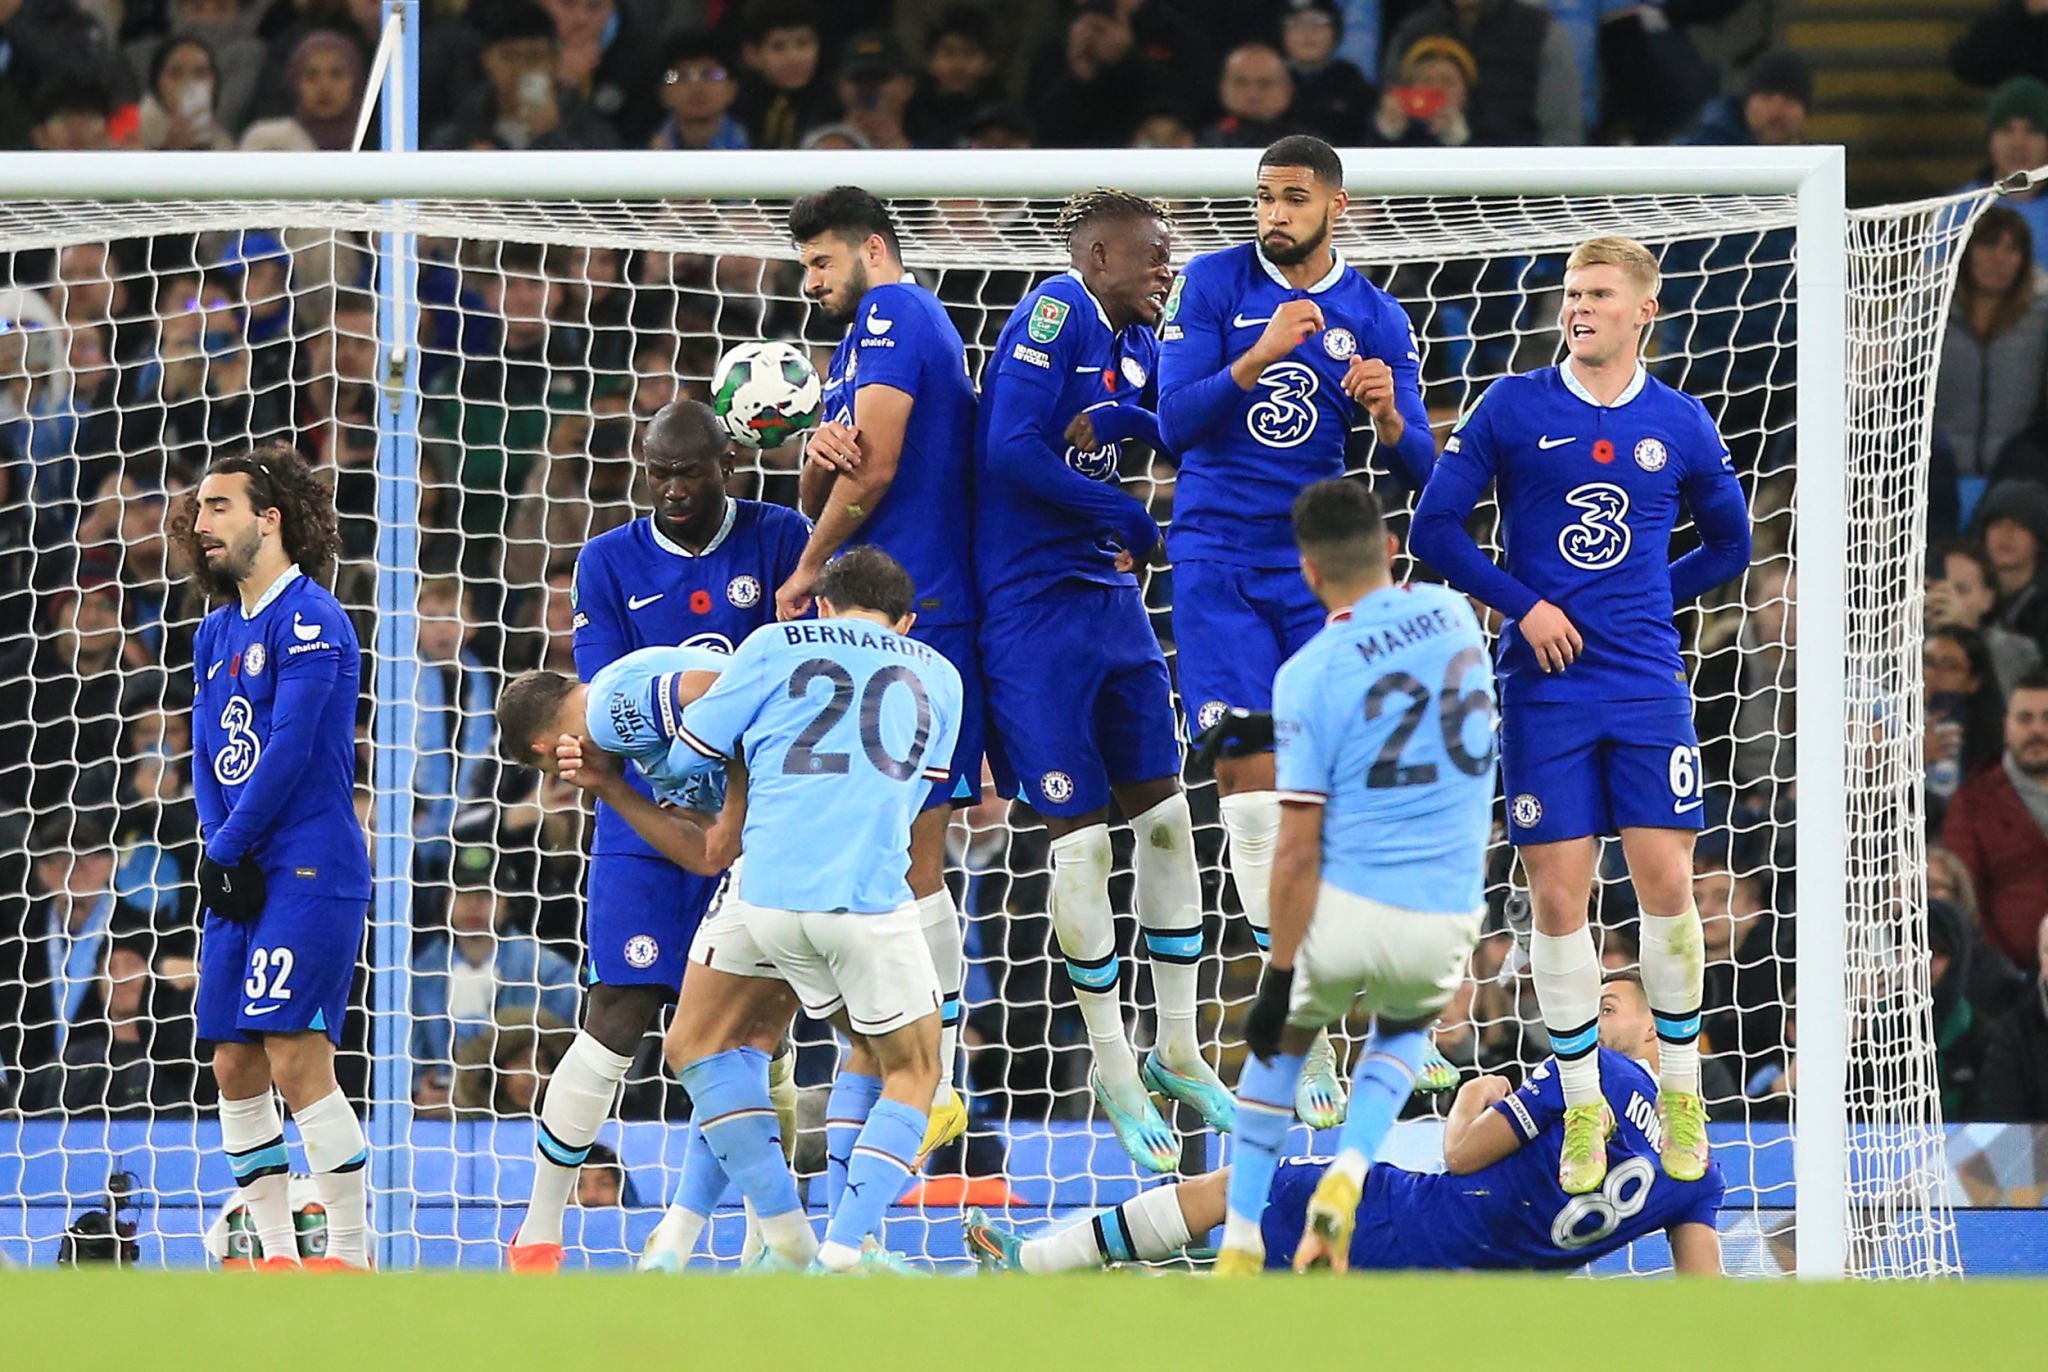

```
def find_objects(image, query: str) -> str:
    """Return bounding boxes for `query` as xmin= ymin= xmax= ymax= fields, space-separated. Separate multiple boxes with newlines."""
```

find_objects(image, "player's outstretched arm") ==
xmin=203 ymin=641 xmax=344 ymax=865
xmin=1441 ymin=1074 xmax=1522 ymax=1174
xmin=1667 ymin=1221 xmax=1724 ymax=1277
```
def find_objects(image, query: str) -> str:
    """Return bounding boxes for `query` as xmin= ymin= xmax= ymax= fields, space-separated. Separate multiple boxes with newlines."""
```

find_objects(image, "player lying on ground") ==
xmin=497 ymin=645 xmax=827 ymax=1270
xmin=973 ymin=186 xmax=1228 ymax=1170
xmin=493 ymin=400 xmax=813 ymax=1270
xmin=668 ymin=548 xmax=963 ymax=1273
xmin=1158 ymin=134 xmax=1437 ymax=1129
xmin=967 ymin=971 xmax=1723 ymax=1276
xmin=1410 ymin=236 xmax=1752 ymax=1194
xmin=175 ymin=443 xmax=373 ymax=1270
xmin=785 ymin=187 xmax=982 ymax=1162
xmin=1206 ymin=480 xmax=1499 ymax=1276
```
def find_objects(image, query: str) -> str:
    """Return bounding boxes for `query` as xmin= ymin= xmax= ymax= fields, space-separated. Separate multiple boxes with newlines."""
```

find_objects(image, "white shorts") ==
xmin=687 ymin=872 xmax=783 ymax=981
xmin=1287 ymin=883 xmax=1485 ymax=1027
xmin=733 ymin=897 xmax=941 ymax=1036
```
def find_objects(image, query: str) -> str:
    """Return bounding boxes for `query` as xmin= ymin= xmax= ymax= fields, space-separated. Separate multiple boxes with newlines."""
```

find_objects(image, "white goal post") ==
xmin=0 ymin=141 xmax=1970 ymax=1280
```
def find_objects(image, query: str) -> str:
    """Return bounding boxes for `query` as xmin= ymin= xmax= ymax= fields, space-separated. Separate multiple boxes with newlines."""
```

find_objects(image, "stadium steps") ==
xmin=1780 ymin=0 xmax=1984 ymax=203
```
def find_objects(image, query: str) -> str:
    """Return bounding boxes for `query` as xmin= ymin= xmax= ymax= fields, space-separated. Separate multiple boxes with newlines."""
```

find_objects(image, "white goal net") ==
xmin=0 ymin=151 xmax=1966 ymax=1278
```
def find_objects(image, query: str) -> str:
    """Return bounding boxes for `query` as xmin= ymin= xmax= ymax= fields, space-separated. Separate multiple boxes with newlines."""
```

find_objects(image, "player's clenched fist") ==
xmin=1342 ymin=355 xmax=1397 ymax=420
xmin=1519 ymin=599 xmax=1583 ymax=672
xmin=804 ymin=420 xmax=862 ymax=475
xmin=1251 ymin=298 xmax=1324 ymax=366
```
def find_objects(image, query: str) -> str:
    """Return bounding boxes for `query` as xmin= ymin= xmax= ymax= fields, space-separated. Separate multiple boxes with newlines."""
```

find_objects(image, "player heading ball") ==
xmin=172 ymin=443 xmax=371 ymax=1269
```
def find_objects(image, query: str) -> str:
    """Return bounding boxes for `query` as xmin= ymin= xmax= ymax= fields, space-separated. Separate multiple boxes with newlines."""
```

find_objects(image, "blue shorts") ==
xmin=911 ymin=619 xmax=985 ymax=811
xmin=1500 ymin=698 xmax=1706 ymax=844
xmin=1261 ymin=1160 xmax=1408 ymax=1272
xmin=1170 ymin=559 xmax=1324 ymax=741
xmin=196 ymin=895 xmax=367 ymax=1046
xmin=586 ymin=852 xmax=723 ymax=993
xmin=981 ymin=582 xmax=1182 ymax=817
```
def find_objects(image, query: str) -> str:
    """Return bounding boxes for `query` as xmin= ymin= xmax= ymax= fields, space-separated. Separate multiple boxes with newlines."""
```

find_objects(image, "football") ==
xmin=710 ymin=340 xmax=824 ymax=449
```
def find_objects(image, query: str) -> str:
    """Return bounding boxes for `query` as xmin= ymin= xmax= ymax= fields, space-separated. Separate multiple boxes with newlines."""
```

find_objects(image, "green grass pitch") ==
xmin=4 ymin=1270 xmax=2041 ymax=1370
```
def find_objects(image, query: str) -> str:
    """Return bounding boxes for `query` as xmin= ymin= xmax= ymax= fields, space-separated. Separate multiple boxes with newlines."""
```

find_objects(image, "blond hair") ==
xmin=1566 ymin=236 xmax=1661 ymax=297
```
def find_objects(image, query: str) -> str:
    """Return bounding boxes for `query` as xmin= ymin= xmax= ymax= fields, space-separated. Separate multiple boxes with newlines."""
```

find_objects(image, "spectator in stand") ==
xmin=411 ymin=575 xmax=497 ymax=883
xmin=1962 ymin=78 xmax=2048 ymax=270
xmin=1675 ymin=48 xmax=1810 ymax=146
xmin=1131 ymin=104 xmax=1196 ymax=148
xmin=544 ymin=0 xmax=668 ymax=149
xmin=36 ymin=929 xmax=205 ymax=1117
xmin=1925 ymin=626 xmax=2009 ymax=823
xmin=731 ymin=0 xmax=837 ymax=150
xmin=28 ymin=76 xmax=115 ymax=150
xmin=451 ymin=1005 xmax=575 ymax=1117
xmin=1693 ymin=851 xmax=1791 ymax=1097
xmin=833 ymin=29 xmax=916 ymax=149
xmin=430 ymin=0 xmax=618 ymax=151
xmin=1934 ymin=210 xmax=2048 ymax=497
xmin=1202 ymin=41 xmax=1303 ymax=148
xmin=1695 ymin=559 xmax=1795 ymax=815
xmin=1972 ymin=478 xmax=2048 ymax=646
xmin=1382 ymin=0 xmax=1582 ymax=146
xmin=0 ymin=583 xmax=140 ymax=821
xmin=1952 ymin=0 xmax=2048 ymax=89
xmin=1929 ymin=540 xmax=2044 ymax=693
xmin=1027 ymin=0 xmax=1164 ymax=148
xmin=796 ymin=121 xmax=868 ymax=150
xmin=137 ymin=35 xmax=232 ymax=150
xmin=1975 ymin=913 xmax=2048 ymax=1120
xmin=892 ymin=0 xmax=1059 ymax=101
xmin=1280 ymin=0 xmax=1374 ymax=144
xmin=578 ymin=1141 xmax=631 ymax=1206
xmin=237 ymin=29 xmax=364 ymax=151
xmin=905 ymin=7 xmax=1003 ymax=149
xmin=1926 ymin=894 xmax=2021 ymax=1118
xmin=1942 ymin=668 xmax=2048 ymax=971
xmin=410 ymin=844 xmax=580 ymax=1111
xmin=0 ymin=817 xmax=130 ymax=1108
xmin=122 ymin=0 xmax=266 ymax=138
xmin=1367 ymin=34 xmax=1476 ymax=148
xmin=0 ymin=0 xmax=133 ymax=149
xmin=648 ymin=32 xmax=747 ymax=150
xmin=963 ymin=104 xmax=1035 ymax=149
xmin=454 ymin=765 xmax=589 ymax=955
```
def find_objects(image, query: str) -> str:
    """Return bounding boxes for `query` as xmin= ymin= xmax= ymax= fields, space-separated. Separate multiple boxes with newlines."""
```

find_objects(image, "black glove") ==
xmin=1193 ymin=708 xmax=1275 ymax=767
xmin=198 ymin=854 xmax=266 ymax=924
xmin=1244 ymin=964 xmax=1295 ymax=1064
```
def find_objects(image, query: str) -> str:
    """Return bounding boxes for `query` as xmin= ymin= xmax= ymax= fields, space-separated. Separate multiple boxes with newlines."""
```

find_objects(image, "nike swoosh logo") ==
xmin=207 ymin=661 xmax=223 ymax=680
xmin=627 ymin=593 xmax=664 ymax=610
xmin=1674 ymin=799 xmax=1703 ymax=814
xmin=1232 ymin=313 xmax=1272 ymax=328
xmin=292 ymin=613 xmax=322 ymax=641
xmin=1538 ymin=436 xmax=1575 ymax=450
xmin=243 ymin=1004 xmax=281 ymax=1017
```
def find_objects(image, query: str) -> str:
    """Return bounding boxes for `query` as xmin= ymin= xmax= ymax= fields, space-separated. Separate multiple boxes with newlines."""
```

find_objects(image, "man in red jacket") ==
xmin=1943 ymin=670 xmax=2048 ymax=971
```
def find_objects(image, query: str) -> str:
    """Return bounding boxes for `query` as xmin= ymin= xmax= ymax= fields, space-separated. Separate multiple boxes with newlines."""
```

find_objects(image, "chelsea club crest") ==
xmin=1322 ymin=328 xmax=1357 ymax=361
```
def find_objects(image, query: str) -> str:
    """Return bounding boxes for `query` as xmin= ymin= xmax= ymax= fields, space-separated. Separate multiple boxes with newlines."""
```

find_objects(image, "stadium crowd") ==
xmin=0 ymin=0 xmax=2046 ymax=1184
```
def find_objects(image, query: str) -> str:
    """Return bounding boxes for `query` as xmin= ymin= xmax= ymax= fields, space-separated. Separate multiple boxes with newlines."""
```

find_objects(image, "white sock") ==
xmin=650 ymin=1206 xmax=709 ymax=1262
xmin=1219 ymin=792 xmax=1282 ymax=948
xmin=1330 ymin=1148 xmax=1368 ymax=1188
xmin=739 ymin=1198 xmax=763 ymax=1264
xmin=220 ymin=1091 xmax=298 ymax=1262
xmin=760 ymin=1206 xmax=819 ymax=1266
xmin=1130 ymin=794 xmax=1204 ymax=1068
xmin=294 ymin=1088 xmax=370 ymax=1267
xmin=1530 ymin=925 xmax=1603 ymax=1106
xmin=1018 ymin=1188 xmax=1192 ymax=1274
xmin=918 ymin=889 xmax=964 ymax=1093
xmin=1051 ymin=824 xmax=1138 ymax=1089
xmin=1221 ymin=1213 xmax=1263 ymax=1254
xmin=524 ymin=1033 xmax=632 ymax=1246
xmin=1639 ymin=904 xmax=1706 ymax=1097
xmin=768 ymin=1045 xmax=798 ymax=1164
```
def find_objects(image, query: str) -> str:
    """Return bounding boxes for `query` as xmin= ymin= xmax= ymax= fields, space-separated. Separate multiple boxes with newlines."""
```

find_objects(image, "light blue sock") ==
xmin=824 ymin=1097 xmax=926 ymax=1251
xmin=671 ymin=1120 xmax=730 ymax=1217
xmin=1226 ymin=1051 xmax=1304 ymax=1237
xmin=824 ymin=1072 xmax=882 ymax=1213
xmin=677 ymin=1048 xmax=802 ymax=1220
xmin=1335 ymin=1029 xmax=1428 ymax=1167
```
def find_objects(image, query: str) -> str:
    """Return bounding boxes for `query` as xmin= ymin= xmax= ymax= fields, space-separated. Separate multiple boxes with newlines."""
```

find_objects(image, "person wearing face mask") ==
xmin=1975 ymin=913 xmax=2048 ymax=1120
xmin=430 ymin=0 xmax=618 ymax=150
xmin=123 ymin=0 xmax=265 ymax=137
xmin=137 ymin=33 xmax=231 ymax=148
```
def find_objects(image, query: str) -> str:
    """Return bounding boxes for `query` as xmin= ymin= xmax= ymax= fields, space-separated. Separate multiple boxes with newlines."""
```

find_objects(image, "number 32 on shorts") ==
xmin=1668 ymin=745 xmax=1704 ymax=813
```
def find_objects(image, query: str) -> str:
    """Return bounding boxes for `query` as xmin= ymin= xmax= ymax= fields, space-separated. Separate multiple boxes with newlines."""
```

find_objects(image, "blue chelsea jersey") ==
xmin=1157 ymin=242 xmax=1433 ymax=568
xmin=821 ymin=279 xmax=979 ymax=624
xmin=191 ymin=568 xmax=370 ymax=897
xmin=974 ymin=270 xmax=1161 ymax=601
xmin=1380 ymin=1049 xmax=1725 ymax=1270
xmin=1273 ymin=582 xmax=1496 ymax=912
xmin=671 ymin=620 xmax=963 ymax=914
xmin=585 ymin=644 xmax=733 ymax=813
xmin=572 ymin=501 xmax=810 ymax=857
xmin=1413 ymin=364 xmax=1749 ymax=706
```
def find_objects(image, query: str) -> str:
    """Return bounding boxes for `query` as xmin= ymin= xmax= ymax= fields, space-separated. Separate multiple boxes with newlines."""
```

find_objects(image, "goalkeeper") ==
xmin=967 ymin=972 xmax=1724 ymax=1276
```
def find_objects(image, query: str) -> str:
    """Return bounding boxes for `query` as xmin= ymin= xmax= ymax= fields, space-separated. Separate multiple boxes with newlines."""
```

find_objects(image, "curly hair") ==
xmin=170 ymin=442 xmax=342 ymax=596
xmin=1054 ymin=187 xmax=1172 ymax=246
